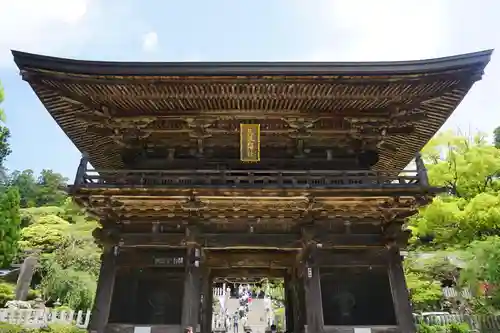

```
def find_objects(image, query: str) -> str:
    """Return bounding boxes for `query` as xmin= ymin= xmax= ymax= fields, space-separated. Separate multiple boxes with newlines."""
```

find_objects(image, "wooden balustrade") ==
xmin=0 ymin=308 xmax=91 ymax=329
xmin=75 ymin=169 xmax=422 ymax=189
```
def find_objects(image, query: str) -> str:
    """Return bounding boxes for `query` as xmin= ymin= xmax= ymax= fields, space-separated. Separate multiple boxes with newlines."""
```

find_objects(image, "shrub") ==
xmin=0 ymin=323 xmax=86 ymax=333
xmin=416 ymin=322 xmax=471 ymax=333
xmin=0 ymin=282 xmax=15 ymax=306
xmin=448 ymin=322 xmax=470 ymax=333
xmin=0 ymin=322 xmax=35 ymax=333
xmin=42 ymin=324 xmax=87 ymax=333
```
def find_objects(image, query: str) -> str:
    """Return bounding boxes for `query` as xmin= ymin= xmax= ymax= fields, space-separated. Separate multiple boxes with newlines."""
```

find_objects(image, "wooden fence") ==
xmin=3 ymin=307 xmax=500 ymax=332
xmin=416 ymin=313 xmax=500 ymax=332
xmin=0 ymin=308 xmax=91 ymax=329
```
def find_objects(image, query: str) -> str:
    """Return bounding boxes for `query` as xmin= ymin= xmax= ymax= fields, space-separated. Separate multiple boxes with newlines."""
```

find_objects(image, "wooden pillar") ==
xmin=303 ymin=261 xmax=324 ymax=333
xmin=284 ymin=273 xmax=294 ymax=332
xmin=388 ymin=247 xmax=416 ymax=333
xmin=290 ymin=272 xmax=305 ymax=333
xmin=88 ymin=246 xmax=117 ymax=333
xmin=129 ymin=269 xmax=139 ymax=323
xmin=73 ymin=153 xmax=88 ymax=186
xmin=201 ymin=268 xmax=213 ymax=333
xmin=182 ymin=243 xmax=202 ymax=331
xmin=415 ymin=152 xmax=429 ymax=187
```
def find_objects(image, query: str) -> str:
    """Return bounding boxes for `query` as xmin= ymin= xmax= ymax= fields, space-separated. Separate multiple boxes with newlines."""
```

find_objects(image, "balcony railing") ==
xmin=73 ymin=168 xmax=425 ymax=189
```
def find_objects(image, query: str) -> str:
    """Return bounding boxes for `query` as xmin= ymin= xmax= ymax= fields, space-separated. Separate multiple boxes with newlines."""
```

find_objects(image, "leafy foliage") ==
xmin=422 ymin=131 xmax=500 ymax=198
xmin=405 ymin=268 xmax=443 ymax=311
xmin=407 ymin=129 xmax=500 ymax=314
xmin=0 ymin=167 xmax=101 ymax=310
xmin=0 ymin=282 xmax=16 ymax=306
xmin=416 ymin=322 xmax=471 ymax=333
xmin=0 ymin=82 xmax=100 ymax=315
xmin=16 ymin=198 xmax=101 ymax=310
xmin=0 ymin=322 xmax=86 ymax=333
xmin=18 ymin=215 xmax=70 ymax=253
xmin=410 ymin=131 xmax=500 ymax=247
xmin=40 ymin=259 xmax=97 ymax=310
xmin=494 ymin=126 xmax=500 ymax=149
xmin=0 ymin=282 xmax=39 ymax=307
xmin=0 ymin=187 xmax=21 ymax=268
xmin=0 ymin=82 xmax=11 ymax=172
xmin=9 ymin=170 xmax=68 ymax=208
xmin=460 ymin=236 xmax=500 ymax=309
xmin=0 ymin=83 xmax=18 ymax=269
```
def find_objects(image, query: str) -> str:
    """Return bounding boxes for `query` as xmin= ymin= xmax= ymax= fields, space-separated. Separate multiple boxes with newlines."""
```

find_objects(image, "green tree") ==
xmin=405 ymin=269 xmax=443 ymax=311
xmin=0 ymin=186 xmax=21 ymax=268
xmin=405 ymin=253 xmax=464 ymax=312
xmin=410 ymin=192 xmax=500 ymax=247
xmin=9 ymin=169 xmax=68 ymax=208
xmin=36 ymin=169 xmax=68 ymax=206
xmin=53 ymin=218 xmax=101 ymax=276
xmin=0 ymin=82 xmax=11 ymax=175
xmin=461 ymin=236 xmax=500 ymax=310
xmin=410 ymin=131 xmax=500 ymax=247
xmin=494 ymin=126 xmax=500 ymax=149
xmin=9 ymin=169 xmax=38 ymax=207
xmin=408 ymin=128 xmax=500 ymax=312
xmin=0 ymin=82 xmax=17 ymax=268
xmin=422 ymin=131 xmax=500 ymax=198
xmin=15 ymin=200 xmax=101 ymax=309
xmin=40 ymin=259 xmax=97 ymax=310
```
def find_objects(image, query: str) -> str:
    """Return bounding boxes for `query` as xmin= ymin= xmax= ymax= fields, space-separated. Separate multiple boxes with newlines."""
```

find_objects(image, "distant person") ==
xmin=270 ymin=324 xmax=277 ymax=333
xmin=184 ymin=326 xmax=193 ymax=333
xmin=233 ymin=312 xmax=239 ymax=333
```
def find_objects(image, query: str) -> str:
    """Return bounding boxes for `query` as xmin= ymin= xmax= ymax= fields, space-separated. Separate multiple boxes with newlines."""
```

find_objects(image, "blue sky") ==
xmin=0 ymin=0 xmax=498 ymax=179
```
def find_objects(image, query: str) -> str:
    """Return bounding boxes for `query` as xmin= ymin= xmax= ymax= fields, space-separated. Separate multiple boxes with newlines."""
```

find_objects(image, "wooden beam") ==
xmin=205 ymin=251 xmax=294 ymax=268
xmin=211 ymin=268 xmax=286 ymax=278
xmin=115 ymin=248 xmax=389 ymax=268
xmin=77 ymin=109 xmax=393 ymax=121
xmin=116 ymin=249 xmax=186 ymax=268
xmin=116 ymin=232 xmax=387 ymax=249
xmin=72 ymin=186 xmax=438 ymax=200
xmin=316 ymin=250 xmax=388 ymax=267
xmin=117 ymin=216 xmax=384 ymax=225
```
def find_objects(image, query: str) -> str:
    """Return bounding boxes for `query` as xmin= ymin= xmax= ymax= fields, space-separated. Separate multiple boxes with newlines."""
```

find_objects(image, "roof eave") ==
xmin=11 ymin=49 xmax=494 ymax=77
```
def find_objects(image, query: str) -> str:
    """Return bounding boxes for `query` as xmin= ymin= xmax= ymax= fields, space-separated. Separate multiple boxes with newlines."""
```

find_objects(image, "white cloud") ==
xmin=295 ymin=0 xmax=451 ymax=62
xmin=0 ymin=0 xmax=97 ymax=66
xmin=142 ymin=31 xmax=159 ymax=52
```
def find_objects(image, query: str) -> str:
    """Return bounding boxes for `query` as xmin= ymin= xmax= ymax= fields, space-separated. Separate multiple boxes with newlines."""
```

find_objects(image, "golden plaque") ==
xmin=240 ymin=124 xmax=260 ymax=162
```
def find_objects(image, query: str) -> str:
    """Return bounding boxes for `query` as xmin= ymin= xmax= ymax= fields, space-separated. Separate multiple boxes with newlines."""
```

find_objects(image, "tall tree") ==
xmin=36 ymin=169 xmax=68 ymax=206
xmin=0 ymin=83 xmax=11 ymax=177
xmin=407 ymin=129 xmax=500 ymax=312
xmin=410 ymin=130 xmax=500 ymax=247
xmin=421 ymin=130 xmax=500 ymax=198
xmin=0 ymin=186 xmax=21 ymax=268
xmin=9 ymin=169 xmax=68 ymax=208
xmin=9 ymin=170 xmax=38 ymax=207
xmin=494 ymin=126 xmax=500 ymax=149
xmin=0 ymin=81 xmax=18 ymax=268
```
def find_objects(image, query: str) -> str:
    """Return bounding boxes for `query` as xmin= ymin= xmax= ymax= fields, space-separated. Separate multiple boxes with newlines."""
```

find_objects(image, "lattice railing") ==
xmin=76 ymin=168 xmax=422 ymax=189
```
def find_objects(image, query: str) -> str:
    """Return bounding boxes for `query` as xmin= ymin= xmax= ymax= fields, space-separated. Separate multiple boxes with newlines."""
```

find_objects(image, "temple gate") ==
xmin=12 ymin=49 xmax=492 ymax=333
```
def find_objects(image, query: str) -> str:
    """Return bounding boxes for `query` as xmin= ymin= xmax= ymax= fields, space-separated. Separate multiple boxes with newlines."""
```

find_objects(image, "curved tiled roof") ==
xmin=12 ymin=50 xmax=493 ymax=171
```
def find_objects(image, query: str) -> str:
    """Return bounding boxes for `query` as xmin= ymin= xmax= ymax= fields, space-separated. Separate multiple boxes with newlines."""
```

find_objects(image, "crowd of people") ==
xmin=214 ymin=283 xmax=278 ymax=333
xmin=231 ymin=284 xmax=252 ymax=332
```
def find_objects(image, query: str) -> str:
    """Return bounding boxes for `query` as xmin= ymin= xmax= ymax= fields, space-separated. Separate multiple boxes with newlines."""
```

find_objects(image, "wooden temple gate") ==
xmin=12 ymin=49 xmax=492 ymax=333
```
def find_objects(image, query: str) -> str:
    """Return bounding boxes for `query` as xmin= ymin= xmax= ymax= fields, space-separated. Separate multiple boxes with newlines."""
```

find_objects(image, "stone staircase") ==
xmin=225 ymin=297 xmax=268 ymax=333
